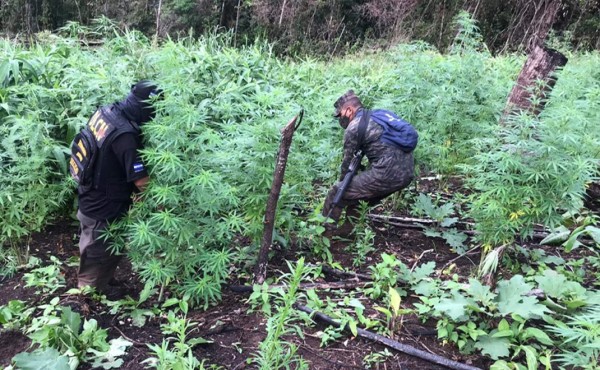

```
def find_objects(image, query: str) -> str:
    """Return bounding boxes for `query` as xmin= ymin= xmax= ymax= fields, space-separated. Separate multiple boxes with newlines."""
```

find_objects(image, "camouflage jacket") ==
xmin=340 ymin=109 xmax=414 ymax=185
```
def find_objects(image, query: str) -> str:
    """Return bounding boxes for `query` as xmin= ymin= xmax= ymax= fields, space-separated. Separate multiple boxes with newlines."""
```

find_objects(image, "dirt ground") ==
xmin=0 ymin=179 xmax=494 ymax=369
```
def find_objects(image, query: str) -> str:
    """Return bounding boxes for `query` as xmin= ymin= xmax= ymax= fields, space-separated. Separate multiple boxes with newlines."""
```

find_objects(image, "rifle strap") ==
xmin=356 ymin=109 xmax=370 ymax=153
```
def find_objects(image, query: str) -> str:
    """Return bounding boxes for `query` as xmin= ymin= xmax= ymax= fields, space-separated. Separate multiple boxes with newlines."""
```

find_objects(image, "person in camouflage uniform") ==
xmin=323 ymin=90 xmax=416 ymax=228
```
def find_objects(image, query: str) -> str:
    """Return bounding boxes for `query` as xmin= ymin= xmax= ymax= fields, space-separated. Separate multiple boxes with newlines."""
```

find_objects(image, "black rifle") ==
xmin=326 ymin=149 xmax=364 ymax=219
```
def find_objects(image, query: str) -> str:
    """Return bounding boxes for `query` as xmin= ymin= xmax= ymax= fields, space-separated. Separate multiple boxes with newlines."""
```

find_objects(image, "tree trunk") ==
xmin=234 ymin=0 xmax=242 ymax=47
xmin=491 ymin=1 xmax=567 ymax=286
xmin=155 ymin=0 xmax=163 ymax=40
xmin=253 ymin=110 xmax=303 ymax=285
xmin=525 ymin=0 xmax=561 ymax=52
xmin=278 ymin=0 xmax=288 ymax=28
xmin=501 ymin=45 xmax=568 ymax=122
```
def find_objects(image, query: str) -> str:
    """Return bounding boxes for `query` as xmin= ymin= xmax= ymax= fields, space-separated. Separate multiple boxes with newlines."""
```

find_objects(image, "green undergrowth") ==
xmin=0 ymin=15 xmax=599 ymax=303
xmin=1 ymin=13 xmax=600 ymax=369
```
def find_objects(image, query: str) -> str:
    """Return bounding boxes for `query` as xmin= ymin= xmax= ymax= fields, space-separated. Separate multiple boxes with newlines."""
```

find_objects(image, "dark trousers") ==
xmin=322 ymin=184 xmax=392 ymax=224
xmin=323 ymin=151 xmax=414 ymax=224
xmin=77 ymin=210 xmax=122 ymax=292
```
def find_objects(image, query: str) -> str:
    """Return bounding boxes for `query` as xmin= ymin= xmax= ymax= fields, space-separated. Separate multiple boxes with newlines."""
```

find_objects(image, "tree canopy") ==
xmin=1 ymin=0 xmax=599 ymax=55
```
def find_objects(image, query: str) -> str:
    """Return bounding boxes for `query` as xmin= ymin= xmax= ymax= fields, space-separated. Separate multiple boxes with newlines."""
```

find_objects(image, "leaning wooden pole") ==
xmin=254 ymin=109 xmax=304 ymax=285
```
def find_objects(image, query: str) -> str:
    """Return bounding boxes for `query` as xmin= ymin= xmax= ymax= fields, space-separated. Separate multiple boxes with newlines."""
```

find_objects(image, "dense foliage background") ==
xmin=1 ymin=0 xmax=599 ymax=55
xmin=2 ymin=10 xmax=600 ymax=369
xmin=1 ymin=13 xmax=599 ymax=293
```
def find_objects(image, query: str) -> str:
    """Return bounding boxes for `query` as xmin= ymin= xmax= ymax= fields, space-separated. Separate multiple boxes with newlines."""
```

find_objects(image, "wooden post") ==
xmin=253 ymin=109 xmax=303 ymax=285
xmin=501 ymin=45 xmax=568 ymax=121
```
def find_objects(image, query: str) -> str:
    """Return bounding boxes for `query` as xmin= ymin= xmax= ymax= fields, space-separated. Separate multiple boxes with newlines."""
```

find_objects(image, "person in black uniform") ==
xmin=76 ymin=80 xmax=161 ymax=293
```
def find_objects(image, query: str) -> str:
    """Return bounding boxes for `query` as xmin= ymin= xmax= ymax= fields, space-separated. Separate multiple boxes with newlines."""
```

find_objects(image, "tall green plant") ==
xmin=252 ymin=258 xmax=309 ymax=370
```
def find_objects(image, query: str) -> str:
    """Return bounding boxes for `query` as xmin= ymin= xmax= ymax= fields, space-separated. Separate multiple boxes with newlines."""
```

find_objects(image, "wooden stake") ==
xmin=253 ymin=109 xmax=303 ymax=285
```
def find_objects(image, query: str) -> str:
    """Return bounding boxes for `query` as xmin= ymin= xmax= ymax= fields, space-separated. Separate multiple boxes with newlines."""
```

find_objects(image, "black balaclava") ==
xmin=339 ymin=115 xmax=351 ymax=129
xmin=118 ymin=80 xmax=162 ymax=124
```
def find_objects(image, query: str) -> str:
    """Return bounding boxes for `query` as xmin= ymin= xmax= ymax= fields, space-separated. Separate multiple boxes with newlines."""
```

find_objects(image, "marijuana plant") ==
xmin=252 ymin=258 xmax=310 ymax=370
xmin=548 ymin=304 xmax=600 ymax=369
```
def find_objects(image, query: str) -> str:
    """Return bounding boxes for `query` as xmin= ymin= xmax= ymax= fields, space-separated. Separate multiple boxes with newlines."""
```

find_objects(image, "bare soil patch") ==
xmin=0 ymin=184 xmax=493 ymax=369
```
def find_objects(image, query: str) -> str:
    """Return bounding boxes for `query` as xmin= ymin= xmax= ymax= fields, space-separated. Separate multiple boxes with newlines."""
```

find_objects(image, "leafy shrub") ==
xmin=463 ymin=52 xmax=600 ymax=245
xmin=2 ymin=25 xmax=600 ymax=312
xmin=549 ymin=303 xmax=600 ymax=369
xmin=0 ymin=36 xmax=122 ymax=269
xmin=17 ymin=298 xmax=131 ymax=369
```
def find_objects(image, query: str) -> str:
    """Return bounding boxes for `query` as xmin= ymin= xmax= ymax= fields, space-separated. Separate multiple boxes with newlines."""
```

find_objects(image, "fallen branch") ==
xmin=419 ymin=175 xmax=444 ymax=181
xmin=418 ymin=175 xmax=463 ymax=182
xmin=230 ymin=280 xmax=368 ymax=293
xmin=112 ymin=325 xmax=146 ymax=347
xmin=410 ymin=249 xmax=434 ymax=273
xmin=437 ymin=245 xmax=481 ymax=276
xmin=308 ymin=263 xmax=372 ymax=281
xmin=370 ymin=218 xmax=424 ymax=231
xmin=370 ymin=216 xmax=551 ymax=240
xmin=368 ymin=214 xmax=439 ymax=225
xmin=295 ymin=304 xmax=482 ymax=370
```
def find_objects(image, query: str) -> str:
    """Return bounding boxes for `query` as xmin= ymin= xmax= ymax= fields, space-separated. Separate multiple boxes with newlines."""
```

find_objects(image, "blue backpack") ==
xmin=370 ymin=109 xmax=418 ymax=152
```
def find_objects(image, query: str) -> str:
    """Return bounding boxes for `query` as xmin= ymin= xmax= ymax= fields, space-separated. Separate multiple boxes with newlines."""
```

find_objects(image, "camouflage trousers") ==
xmin=77 ymin=210 xmax=122 ymax=292
xmin=323 ymin=151 xmax=414 ymax=224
